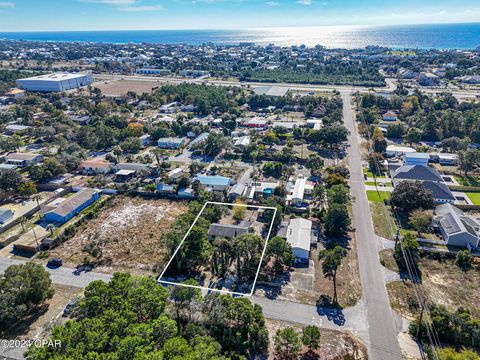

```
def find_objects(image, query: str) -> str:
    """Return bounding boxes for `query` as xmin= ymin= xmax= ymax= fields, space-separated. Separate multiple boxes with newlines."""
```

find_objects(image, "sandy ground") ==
xmin=93 ymin=79 xmax=159 ymax=97
xmin=48 ymin=196 xmax=187 ymax=275
xmin=266 ymin=318 xmax=367 ymax=360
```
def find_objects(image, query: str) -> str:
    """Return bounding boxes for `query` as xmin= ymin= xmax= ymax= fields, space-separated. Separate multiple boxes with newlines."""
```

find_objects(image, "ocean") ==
xmin=0 ymin=23 xmax=479 ymax=49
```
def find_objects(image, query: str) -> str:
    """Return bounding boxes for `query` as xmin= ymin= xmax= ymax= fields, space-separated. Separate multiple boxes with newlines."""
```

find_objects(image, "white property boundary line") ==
xmin=158 ymin=201 xmax=277 ymax=297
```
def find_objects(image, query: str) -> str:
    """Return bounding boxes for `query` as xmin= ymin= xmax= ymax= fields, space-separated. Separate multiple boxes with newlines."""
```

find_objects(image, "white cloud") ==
xmin=0 ymin=2 xmax=14 ymax=8
xmin=266 ymin=1 xmax=279 ymax=6
xmin=297 ymin=0 xmax=312 ymax=5
xmin=79 ymin=0 xmax=161 ymax=11
xmin=119 ymin=4 xmax=162 ymax=11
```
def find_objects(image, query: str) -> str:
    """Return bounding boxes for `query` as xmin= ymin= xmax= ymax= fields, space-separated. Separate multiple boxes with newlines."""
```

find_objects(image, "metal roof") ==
xmin=287 ymin=218 xmax=312 ymax=251
xmin=49 ymin=188 xmax=99 ymax=218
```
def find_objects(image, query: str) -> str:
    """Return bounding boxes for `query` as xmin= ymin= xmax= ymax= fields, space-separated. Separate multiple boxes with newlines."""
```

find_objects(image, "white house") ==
xmin=286 ymin=218 xmax=312 ymax=263
xmin=434 ymin=204 xmax=480 ymax=249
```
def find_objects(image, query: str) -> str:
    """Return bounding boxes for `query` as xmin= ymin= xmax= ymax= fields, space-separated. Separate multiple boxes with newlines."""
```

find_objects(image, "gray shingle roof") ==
xmin=422 ymin=181 xmax=456 ymax=201
xmin=391 ymin=165 xmax=443 ymax=182
xmin=207 ymin=222 xmax=251 ymax=238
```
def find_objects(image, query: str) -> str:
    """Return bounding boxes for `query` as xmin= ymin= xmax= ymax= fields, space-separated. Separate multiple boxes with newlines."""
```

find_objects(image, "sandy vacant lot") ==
xmin=266 ymin=319 xmax=367 ymax=360
xmin=48 ymin=196 xmax=187 ymax=275
xmin=93 ymin=79 xmax=159 ymax=97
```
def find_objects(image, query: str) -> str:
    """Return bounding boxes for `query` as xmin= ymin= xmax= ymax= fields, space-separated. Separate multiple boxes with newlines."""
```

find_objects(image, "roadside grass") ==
xmin=465 ymin=192 xmax=480 ymax=205
xmin=365 ymin=181 xmax=393 ymax=187
xmin=379 ymin=249 xmax=400 ymax=273
xmin=366 ymin=190 xmax=391 ymax=202
xmin=369 ymin=202 xmax=395 ymax=239
xmin=363 ymin=168 xmax=386 ymax=178
xmin=454 ymin=175 xmax=480 ymax=187
xmin=382 ymin=249 xmax=480 ymax=319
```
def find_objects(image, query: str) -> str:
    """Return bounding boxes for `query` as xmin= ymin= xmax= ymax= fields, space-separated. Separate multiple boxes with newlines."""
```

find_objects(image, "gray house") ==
xmin=391 ymin=165 xmax=443 ymax=185
xmin=391 ymin=165 xmax=455 ymax=204
xmin=434 ymin=203 xmax=480 ymax=249
xmin=207 ymin=222 xmax=251 ymax=241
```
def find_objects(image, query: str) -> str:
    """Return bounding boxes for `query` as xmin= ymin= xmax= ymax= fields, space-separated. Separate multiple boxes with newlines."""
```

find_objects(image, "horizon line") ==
xmin=0 ymin=20 xmax=479 ymax=34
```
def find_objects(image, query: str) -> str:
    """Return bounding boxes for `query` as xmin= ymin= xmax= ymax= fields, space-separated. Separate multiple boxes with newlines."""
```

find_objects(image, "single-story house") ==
xmin=382 ymin=111 xmax=398 ymax=121
xmin=5 ymin=88 xmax=25 ymax=100
xmin=286 ymin=218 xmax=312 ymax=263
xmin=207 ymin=222 xmax=251 ymax=241
xmin=405 ymin=152 xmax=430 ymax=166
xmin=4 ymin=124 xmax=32 ymax=135
xmin=438 ymin=153 xmax=458 ymax=166
xmin=189 ymin=132 xmax=209 ymax=148
xmin=228 ymin=183 xmax=246 ymax=200
xmin=194 ymin=175 xmax=232 ymax=192
xmin=167 ymin=167 xmax=186 ymax=181
xmin=391 ymin=165 xmax=443 ymax=185
xmin=157 ymin=183 xmax=175 ymax=194
xmin=157 ymin=137 xmax=185 ymax=149
xmin=79 ymin=160 xmax=113 ymax=174
xmin=434 ymin=203 xmax=480 ymax=249
xmin=386 ymin=145 xmax=416 ymax=157
xmin=178 ymin=187 xmax=195 ymax=199
xmin=44 ymin=188 xmax=100 ymax=225
xmin=5 ymin=152 xmax=43 ymax=167
xmin=234 ymin=136 xmax=251 ymax=148
xmin=139 ymin=134 xmax=150 ymax=147
xmin=115 ymin=162 xmax=150 ymax=173
xmin=0 ymin=208 xmax=14 ymax=224
xmin=244 ymin=119 xmax=268 ymax=129
xmin=69 ymin=115 xmax=91 ymax=125
xmin=115 ymin=169 xmax=136 ymax=182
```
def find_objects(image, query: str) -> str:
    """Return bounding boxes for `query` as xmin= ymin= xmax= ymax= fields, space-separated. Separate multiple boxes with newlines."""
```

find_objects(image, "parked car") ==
xmin=47 ymin=258 xmax=63 ymax=267
xmin=62 ymin=300 xmax=76 ymax=317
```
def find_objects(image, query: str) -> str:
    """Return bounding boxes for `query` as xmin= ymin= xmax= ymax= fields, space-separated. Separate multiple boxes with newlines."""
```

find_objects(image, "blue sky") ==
xmin=0 ymin=0 xmax=479 ymax=31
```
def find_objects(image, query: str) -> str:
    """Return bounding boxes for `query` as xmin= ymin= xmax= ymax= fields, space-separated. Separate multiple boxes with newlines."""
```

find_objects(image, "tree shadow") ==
xmin=0 ymin=303 xmax=49 ymax=339
xmin=301 ymin=351 xmax=320 ymax=360
xmin=316 ymin=295 xmax=346 ymax=326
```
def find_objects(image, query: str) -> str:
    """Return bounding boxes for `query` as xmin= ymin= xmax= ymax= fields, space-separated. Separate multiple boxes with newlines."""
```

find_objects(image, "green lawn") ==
xmin=454 ymin=175 xmax=480 ymax=187
xmin=362 ymin=168 xmax=386 ymax=179
xmin=465 ymin=192 xmax=480 ymax=205
xmin=366 ymin=190 xmax=391 ymax=202
xmin=365 ymin=181 xmax=393 ymax=187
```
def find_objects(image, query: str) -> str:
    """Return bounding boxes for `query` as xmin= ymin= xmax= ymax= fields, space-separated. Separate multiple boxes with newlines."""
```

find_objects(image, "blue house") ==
xmin=405 ymin=152 xmax=430 ymax=166
xmin=156 ymin=183 xmax=175 ymax=194
xmin=157 ymin=137 xmax=185 ymax=149
xmin=194 ymin=175 xmax=232 ymax=191
xmin=44 ymin=188 xmax=100 ymax=225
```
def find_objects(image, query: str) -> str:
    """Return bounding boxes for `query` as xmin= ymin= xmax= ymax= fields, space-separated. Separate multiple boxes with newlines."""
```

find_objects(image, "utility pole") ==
xmin=416 ymin=296 xmax=428 ymax=338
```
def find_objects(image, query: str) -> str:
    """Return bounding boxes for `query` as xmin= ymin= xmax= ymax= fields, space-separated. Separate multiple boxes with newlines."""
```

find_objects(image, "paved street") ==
xmin=341 ymin=92 xmax=403 ymax=360
xmin=0 ymin=256 xmax=112 ymax=288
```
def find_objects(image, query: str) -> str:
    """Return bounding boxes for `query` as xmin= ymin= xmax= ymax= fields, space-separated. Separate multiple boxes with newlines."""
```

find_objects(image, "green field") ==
xmin=454 ymin=175 xmax=480 ymax=187
xmin=465 ymin=192 xmax=480 ymax=205
xmin=366 ymin=190 xmax=391 ymax=202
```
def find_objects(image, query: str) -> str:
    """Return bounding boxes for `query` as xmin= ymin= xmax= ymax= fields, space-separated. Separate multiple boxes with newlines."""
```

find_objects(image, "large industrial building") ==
xmin=16 ymin=72 xmax=92 ymax=92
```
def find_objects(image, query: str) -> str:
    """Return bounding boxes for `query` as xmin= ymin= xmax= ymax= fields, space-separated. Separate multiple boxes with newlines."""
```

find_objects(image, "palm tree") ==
xmin=19 ymin=216 xmax=27 ymax=233
xmin=32 ymin=194 xmax=42 ymax=207
xmin=46 ymin=224 xmax=56 ymax=237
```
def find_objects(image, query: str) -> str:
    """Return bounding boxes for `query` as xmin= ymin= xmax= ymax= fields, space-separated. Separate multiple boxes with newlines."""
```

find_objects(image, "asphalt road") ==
xmin=341 ymin=92 xmax=403 ymax=360
xmin=0 ymin=257 xmax=112 ymax=288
